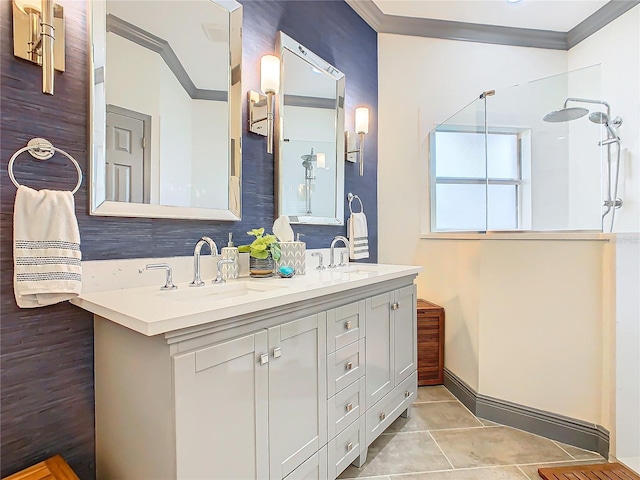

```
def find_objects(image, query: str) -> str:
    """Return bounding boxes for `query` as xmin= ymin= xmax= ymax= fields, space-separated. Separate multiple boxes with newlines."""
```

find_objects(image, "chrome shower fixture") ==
xmin=543 ymin=107 xmax=589 ymax=123
xmin=588 ymin=111 xmax=623 ymax=145
xmin=542 ymin=97 xmax=624 ymax=232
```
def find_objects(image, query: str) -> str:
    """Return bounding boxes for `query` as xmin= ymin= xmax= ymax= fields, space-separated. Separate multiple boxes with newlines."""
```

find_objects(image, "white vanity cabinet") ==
xmin=173 ymin=331 xmax=269 ymax=480
xmin=88 ymin=269 xmax=420 ymax=480
xmin=174 ymin=313 xmax=326 ymax=480
xmin=364 ymin=285 xmax=418 ymax=447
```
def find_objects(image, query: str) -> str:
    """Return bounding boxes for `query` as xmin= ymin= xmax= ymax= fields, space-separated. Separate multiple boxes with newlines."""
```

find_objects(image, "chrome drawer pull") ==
xmin=260 ymin=353 xmax=269 ymax=365
xmin=346 ymin=361 xmax=353 ymax=371
xmin=346 ymin=442 xmax=353 ymax=452
xmin=345 ymin=320 xmax=352 ymax=330
xmin=346 ymin=402 xmax=354 ymax=412
xmin=405 ymin=390 xmax=411 ymax=398
xmin=379 ymin=412 xmax=386 ymax=421
xmin=273 ymin=347 xmax=282 ymax=359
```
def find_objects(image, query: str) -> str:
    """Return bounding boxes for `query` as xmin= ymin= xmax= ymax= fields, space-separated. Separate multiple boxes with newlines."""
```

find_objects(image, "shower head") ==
xmin=589 ymin=111 xmax=622 ymax=144
xmin=589 ymin=111 xmax=609 ymax=125
xmin=543 ymin=107 xmax=589 ymax=123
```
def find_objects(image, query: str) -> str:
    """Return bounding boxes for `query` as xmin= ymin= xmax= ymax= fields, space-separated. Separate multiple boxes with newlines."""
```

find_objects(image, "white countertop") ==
xmin=71 ymin=263 xmax=421 ymax=336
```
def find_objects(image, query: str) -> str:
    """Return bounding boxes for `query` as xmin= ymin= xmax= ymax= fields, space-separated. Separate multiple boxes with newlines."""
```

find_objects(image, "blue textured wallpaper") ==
xmin=0 ymin=1 xmax=377 ymax=477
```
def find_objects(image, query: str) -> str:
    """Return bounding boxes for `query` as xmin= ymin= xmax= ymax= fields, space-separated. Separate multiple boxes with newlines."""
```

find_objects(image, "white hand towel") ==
xmin=348 ymin=212 xmax=369 ymax=260
xmin=13 ymin=186 xmax=82 ymax=308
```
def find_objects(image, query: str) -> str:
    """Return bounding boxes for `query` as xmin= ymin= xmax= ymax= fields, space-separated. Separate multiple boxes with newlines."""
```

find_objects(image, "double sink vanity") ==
xmin=72 ymin=257 xmax=421 ymax=479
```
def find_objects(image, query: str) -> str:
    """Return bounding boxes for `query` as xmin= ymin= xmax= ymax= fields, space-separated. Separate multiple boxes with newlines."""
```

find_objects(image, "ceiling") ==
xmin=372 ymin=0 xmax=609 ymax=32
xmin=349 ymin=0 xmax=638 ymax=50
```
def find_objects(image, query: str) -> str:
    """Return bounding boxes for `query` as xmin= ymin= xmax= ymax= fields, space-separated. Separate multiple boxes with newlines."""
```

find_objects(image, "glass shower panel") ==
xmin=430 ymin=97 xmax=487 ymax=232
xmin=487 ymin=65 xmax=603 ymax=231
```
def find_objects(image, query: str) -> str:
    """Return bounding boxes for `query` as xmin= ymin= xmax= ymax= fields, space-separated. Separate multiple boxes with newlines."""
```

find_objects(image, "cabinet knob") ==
xmin=345 ymin=320 xmax=352 ymax=330
xmin=346 ymin=442 xmax=353 ymax=452
xmin=391 ymin=302 xmax=398 ymax=310
xmin=346 ymin=361 xmax=353 ymax=371
xmin=379 ymin=412 xmax=386 ymax=421
xmin=396 ymin=301 xmax=401 ymax=309
xmin=405 ymin=390 xmax=411 ymax=398
xmin=260 ymin=353 xmax=269 ymax=365
xmin=346 ymin=402 xmax=354 ymax=412
xmin=273 ymin=347 xmax=282 ymax=359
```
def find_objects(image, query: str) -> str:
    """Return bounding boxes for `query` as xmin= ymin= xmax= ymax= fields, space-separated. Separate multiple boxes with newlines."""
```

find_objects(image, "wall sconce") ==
xmin=345 ymin=107 xmax=369 ymax=176
xmin=248 ymin=54 xmax=280 ymax=154
xmin=12 ymin=0 xmax=65 ymax=95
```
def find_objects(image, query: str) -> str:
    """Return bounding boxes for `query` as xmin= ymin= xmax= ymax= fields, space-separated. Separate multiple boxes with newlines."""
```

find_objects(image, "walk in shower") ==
xmin=429 ymin=65 xmax=624 ymax=233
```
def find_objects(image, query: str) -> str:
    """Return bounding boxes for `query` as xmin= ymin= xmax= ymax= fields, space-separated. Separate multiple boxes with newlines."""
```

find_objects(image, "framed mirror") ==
xmin=89 ymin=0 xmax=242 ymax=220
xmin=276 ymin=31 xmax=345 ymax=225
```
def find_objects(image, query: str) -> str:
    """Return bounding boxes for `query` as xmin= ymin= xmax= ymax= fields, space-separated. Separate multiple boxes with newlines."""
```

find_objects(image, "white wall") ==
xmin=568 ymin=6 xmax=640 ymax=233
xmin=378 ymin=33 xmax=617 ymax=428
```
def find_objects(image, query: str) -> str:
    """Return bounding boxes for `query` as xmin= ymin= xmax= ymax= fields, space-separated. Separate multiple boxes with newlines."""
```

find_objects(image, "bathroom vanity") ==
xmin=72 ymin=263 xmax=420 ymax=480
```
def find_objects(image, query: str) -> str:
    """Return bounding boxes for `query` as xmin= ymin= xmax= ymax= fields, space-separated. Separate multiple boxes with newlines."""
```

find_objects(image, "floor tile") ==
xmin=338 ymin=431 xmax=452 ymax=478
xmin=516 ymin=459 xmax=607 ymax=479
xmin=385 ymin=401 xmax=483 ymax=433
xmin=389 ymin=466 xmax=529 ymax=479
xmin=552 ymin=441 xmax=603 ymax=460
xmin=430 ymin=426 xmax=572 ymax=468
xmin=416 ymin=386 xmax=456 ymax=402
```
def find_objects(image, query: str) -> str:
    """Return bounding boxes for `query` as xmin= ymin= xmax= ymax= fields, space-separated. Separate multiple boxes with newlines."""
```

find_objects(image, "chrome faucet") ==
xmin=329 ymin=236 xmax=350 ymax=268
xmin=190 ymin=236 xmax=218 ymax=287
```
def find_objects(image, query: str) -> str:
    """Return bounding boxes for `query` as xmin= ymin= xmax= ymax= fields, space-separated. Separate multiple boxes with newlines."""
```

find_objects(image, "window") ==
xmin=430 ymin=128 xmax=531 ymax=232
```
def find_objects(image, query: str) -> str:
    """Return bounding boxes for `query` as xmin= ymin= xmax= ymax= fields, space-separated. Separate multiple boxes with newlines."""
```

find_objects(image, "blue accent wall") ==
xmin=0 ymin=1 xmax=377 ymax=477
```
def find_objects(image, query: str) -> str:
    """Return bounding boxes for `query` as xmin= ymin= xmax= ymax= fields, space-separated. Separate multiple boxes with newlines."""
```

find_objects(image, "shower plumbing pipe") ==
xmin=564 ymin=97 xmax=611 ymax=118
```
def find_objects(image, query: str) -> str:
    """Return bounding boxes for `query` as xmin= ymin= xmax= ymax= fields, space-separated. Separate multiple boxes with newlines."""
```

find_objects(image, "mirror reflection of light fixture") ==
xmin=345 ymin=106 xmax=369 ymax=176
xmin=12 ymin=0 xmax=66 ymax=95
xmin=248 ymin=54 xmax=280 ymax=153
xmin=301 ymin=148 xmax=326 ymax=214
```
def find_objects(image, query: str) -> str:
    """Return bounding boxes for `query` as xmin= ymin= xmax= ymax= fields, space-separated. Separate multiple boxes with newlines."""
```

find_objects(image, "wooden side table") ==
xmin=417 ymin=299 xmax=445 ymax=386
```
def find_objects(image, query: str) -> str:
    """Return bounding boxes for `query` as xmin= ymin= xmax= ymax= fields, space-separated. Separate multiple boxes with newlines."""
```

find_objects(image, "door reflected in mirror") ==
xmin=276 ymin=31 xmax=345 ymax=225
xmin=90 ymin=0 xmax=242 ymax=220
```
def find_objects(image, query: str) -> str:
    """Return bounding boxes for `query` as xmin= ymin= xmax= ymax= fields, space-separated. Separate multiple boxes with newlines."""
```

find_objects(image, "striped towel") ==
xmin=348 ymin=211 xmax=369 ymax=260
xmin=13 ymin=186 xmax=82 ymax=308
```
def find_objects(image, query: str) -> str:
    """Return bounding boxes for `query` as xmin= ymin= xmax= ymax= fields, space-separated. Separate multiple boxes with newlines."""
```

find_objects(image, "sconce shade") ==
xmin=261 ymin=54 xmax=280 ymax=94
xmin=316 ymin=152 xmax=326 ymax=169
xmin=355 ymin=107 xmax=369 ymax=134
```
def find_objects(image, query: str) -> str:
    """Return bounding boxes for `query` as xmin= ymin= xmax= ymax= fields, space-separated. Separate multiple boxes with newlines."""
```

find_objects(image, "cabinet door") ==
xmin=393 ymin=285 xmax=417 ymax=386
xmin=173 ymin=331 xmax=269 ymax=480
xmin=269 ymin=313 xmax=327 ymax=479
xmin=283 ymin=446 xmax=328 ymax=480
xmin=365 ymin=291 xmax=395 ymax=410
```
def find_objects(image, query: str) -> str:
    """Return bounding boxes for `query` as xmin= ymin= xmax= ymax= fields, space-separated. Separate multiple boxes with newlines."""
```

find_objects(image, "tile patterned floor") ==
xmin=338 ymin=385 xmax=605 ymax=480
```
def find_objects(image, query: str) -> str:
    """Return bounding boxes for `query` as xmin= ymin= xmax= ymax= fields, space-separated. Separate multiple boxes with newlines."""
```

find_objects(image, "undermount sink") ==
xmin=158 ymin=281 xmax=287 ymax=302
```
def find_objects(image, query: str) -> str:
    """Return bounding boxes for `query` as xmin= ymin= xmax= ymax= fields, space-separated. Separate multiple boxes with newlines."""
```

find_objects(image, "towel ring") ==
xmin=347 ymin=192 xmax=363 ymax=214
xmin=8 ymin=138 xmax=82 ymax=195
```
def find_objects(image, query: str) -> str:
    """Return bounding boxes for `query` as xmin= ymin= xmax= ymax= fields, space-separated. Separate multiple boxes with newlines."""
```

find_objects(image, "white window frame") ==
xmin=429 ymin=126 xmax=532 ymax=233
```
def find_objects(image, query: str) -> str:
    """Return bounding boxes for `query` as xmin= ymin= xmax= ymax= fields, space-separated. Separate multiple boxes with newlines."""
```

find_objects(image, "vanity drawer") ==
xmin=328 ymin=376 xmax=366 ymax=440
xmin=365 ymin=371 xmax=417 ymax=447
xmin=328 ymin=415 xmax=365 ymax=480
xmin=327 ymin=338 xmax=365 ymax=397
xmin=327 ymin=301 xmax=365 ymax=354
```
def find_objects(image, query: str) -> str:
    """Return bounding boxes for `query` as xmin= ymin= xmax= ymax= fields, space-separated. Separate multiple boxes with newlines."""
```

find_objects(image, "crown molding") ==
xmin=567 ymin=0 xmax=640 ymax=48
xmin=346 ymin=0 xmax=640 ymax=51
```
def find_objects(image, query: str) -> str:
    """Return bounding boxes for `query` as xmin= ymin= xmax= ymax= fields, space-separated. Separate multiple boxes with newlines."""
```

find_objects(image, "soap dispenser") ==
xmin=221 ymin=233 xmax=239 ymax=280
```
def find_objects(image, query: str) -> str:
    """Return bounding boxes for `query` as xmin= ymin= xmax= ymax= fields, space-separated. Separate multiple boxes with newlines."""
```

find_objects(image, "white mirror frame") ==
xmin=275 ymin=31 xmax=346 ymax=226
xmin=88 ymin=0 xmax=243 ymax=220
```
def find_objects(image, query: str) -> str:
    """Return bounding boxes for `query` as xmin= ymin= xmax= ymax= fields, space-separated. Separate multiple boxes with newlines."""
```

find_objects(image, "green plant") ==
xmin=238 ymin=228 xmax=281 ymax=260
